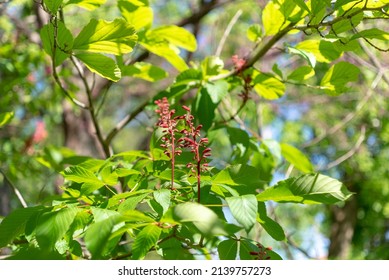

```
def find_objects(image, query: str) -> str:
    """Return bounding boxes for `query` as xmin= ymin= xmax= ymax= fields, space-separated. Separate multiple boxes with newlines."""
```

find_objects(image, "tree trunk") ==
xmin=327 ymin=195 xmax=358 ymax=259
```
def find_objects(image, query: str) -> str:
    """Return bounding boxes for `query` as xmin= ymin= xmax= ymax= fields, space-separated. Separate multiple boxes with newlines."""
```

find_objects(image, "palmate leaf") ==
xmin=131 ymin=225 xmax=162 ymax=260
xmin=226 ymin=195 xmax=257 ymax=232
xmin=257 ymin=173 xmax=353 ymax=204
xmin=73 ymin=18 xmax=137 ymax=55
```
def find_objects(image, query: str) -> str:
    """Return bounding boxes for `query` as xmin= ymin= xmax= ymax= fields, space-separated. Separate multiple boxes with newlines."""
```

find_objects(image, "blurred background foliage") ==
xmin=0 ymin=0 xmax=388 ymax=259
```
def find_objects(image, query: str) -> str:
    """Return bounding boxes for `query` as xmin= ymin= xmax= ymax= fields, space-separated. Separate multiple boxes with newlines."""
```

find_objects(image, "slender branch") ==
xmin=0 ymin=169 xmax=28 ymax=208
xmin=69 ymin=56 xmax=112 ymax=158
xmin=322 ymin=125 xmax=366 ymax=170
xmin=302 ymin=75 xmax=378 ymax=148
xmin=215 ymin=9 xmax=243 ymax=57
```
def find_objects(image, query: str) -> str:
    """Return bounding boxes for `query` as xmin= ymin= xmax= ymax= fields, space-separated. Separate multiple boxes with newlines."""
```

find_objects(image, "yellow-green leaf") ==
xmin=75 ymin=52 xmax=121 ymax=81
xmin=73 ymin=18 xmax=137 ymax=55
xmin=118 ymin=0 xmax=153 ymax=31
xmin=320 ymin=61 xmax=360 ymax=95
xmin=280 ymin=143 xmax=313 ymax=173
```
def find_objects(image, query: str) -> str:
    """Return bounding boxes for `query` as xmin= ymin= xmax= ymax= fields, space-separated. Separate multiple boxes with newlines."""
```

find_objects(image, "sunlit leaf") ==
xmin=153 ymin=189 xmax=171 ymax=215
xmin=287 ymin=66 xmax=315 ymax=81
xmin=226 ymin=195 xmax=257 ymax=232
xmin=253 ymin=72 xmax=285 ymax=100
xmin=0 ymin=111 xmax=14 ymax=127
xmin=262 ymin=1 xmax=285 ymax=35
xmin=280 ymin=143 xmax=313 ymax=173
xmin=151 ymin=25 xmax=197 ymax=52
xmin=320 ymin=61 xmax=360 ymax=95
xmin=118 ymin=0 xmax=153 ymax=31
xmin=295 ymin=39 xmax=342 ymax=63
xmin=75 ymin=52 xmax=121 ymax=81
xmin=173 ymin=202 xmax=227 ymax=237
xmin=257 ymin=173 xmax=353 ymax=204
xmin=65 ymin=0 xmax=106 ymax=10
xmin=122 ymin=62 xmax=168 ymax=81
xmin=247 ymin=24 xmax=262 ymax=42
xmin=73 ymin=18 xmax=137 ymax=55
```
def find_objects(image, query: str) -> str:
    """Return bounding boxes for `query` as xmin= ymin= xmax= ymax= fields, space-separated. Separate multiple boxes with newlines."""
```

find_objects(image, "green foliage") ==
xmin=1 ymin=0 xmax=387 ymax=260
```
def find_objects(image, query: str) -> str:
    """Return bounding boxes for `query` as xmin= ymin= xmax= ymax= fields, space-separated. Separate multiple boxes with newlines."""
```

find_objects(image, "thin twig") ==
xmin=322 ymin=125 xmax=366 ymax=170
xmin=215 ymin=9 xmax=243 ymax=57
xmin=0 ymin=169 xmax=28 ymax=208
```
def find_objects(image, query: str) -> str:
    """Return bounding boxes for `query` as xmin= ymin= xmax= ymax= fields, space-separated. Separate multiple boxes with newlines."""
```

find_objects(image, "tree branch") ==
xmin=0 ymin=169 xmax=28 ymax=208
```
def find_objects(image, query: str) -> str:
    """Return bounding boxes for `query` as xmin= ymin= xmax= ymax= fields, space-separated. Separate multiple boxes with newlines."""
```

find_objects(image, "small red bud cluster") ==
xmin=155 ymin=98 xmax=211 ymax=202
xmin=249 ymin=243 xmax=272 ymax=260
xmin=232 ymin=55 xmax=252 ymax=102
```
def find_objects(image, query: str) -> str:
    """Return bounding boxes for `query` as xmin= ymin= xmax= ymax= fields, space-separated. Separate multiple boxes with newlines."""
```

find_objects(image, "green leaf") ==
xmin=287 ymin=45 xmax=317 ymax=67
xmin=151 ymin=25 xmax=197 ymax=52
xmin=75 ymin=52 xmax=121 ymax=81
xmin=332 ymin=11 xmax=363 ymax=34
xmin=173 ymin=202 xmax=227 ymax=237
xmin=40 ymin=22 xmax=73 ymax=66
xmin=212 ymin=164 xmax=264 ymax=195
xmin=247 ymin=24 xmax=262 ymax=42
xmin=84 ymin=213 xmax=123 ymax=259
xmin=73 ymin=18 xmax=137 ymax=55
xmin=65 ymin=0 xmax=106 ymax=10
xmin=293 ymin=0 xmax=310 ymax=12
xmin=226 ymin=195 xmax=257 ymax=232
xmin=257 ymin=202 xmax=285 ymax=241
xmin=287 ymin=66 xmax=315 ymax=81
xmin=36 ymin=207 xmax=80 ymax=250
xmin=153 ymin=189 xmax=171 ymax=215
xmin=280 ymin=143 xmax=313 ymax=173
xmin=320 ymin=61 xmax=360 ymax=95
xmin=262 ymin=1 xmax=285 ymax=35
xmin=194 ymin=87 xmax=216 ymax=131
xmin=253 ymin=72 xmax=285 ymax=100
xmin=257 ymin=173 xmax=353 ymax=204
xmin=121 ymin=62 xmax=168 ymax=81
xmin=0 ymin=111 xmax=14 ymax=127
xmin=131 ymin=225 xmax=162 ymax=260
xmin=99 ymin=165 xmax=118 ymax=186
xmin=218 ymin=239 xmax=238 ymax=260
xmin=61 ymin=165 xmax=105 ymax=194
xmin=0 ymin=206 xmax=45 ymax=248
xmin=201 ymin=56 xmax=225 ymax=78
xmin=351 ymin=28 xmax=389 ymax=41
xmin=43 ymin=0 xmax=63 ymax=14
xmin=295 ymin=39 xmax=342 ymax=63
xmin=118 ymin=0 xmax=153 ymax=31
xmin=140 ymin=39 xmax=188 ymax=72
